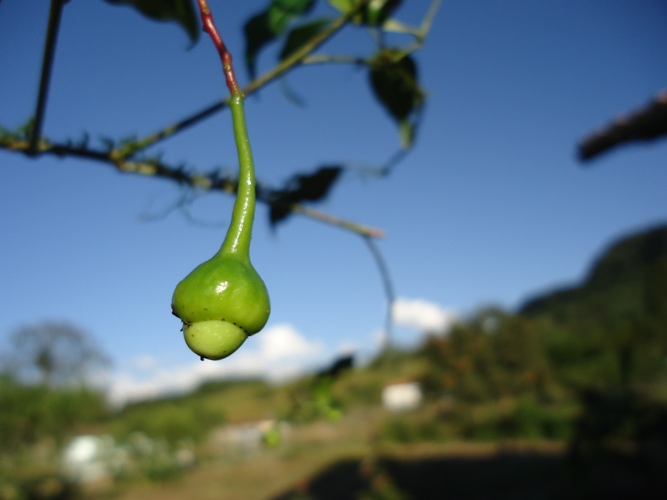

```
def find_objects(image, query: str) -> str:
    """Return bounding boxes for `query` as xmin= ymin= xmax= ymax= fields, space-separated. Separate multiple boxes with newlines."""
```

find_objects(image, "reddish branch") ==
xmin=579 ymin=91 xmax=667 ymax=162
xmin=196 ymin=0 xmax=241 ymax=97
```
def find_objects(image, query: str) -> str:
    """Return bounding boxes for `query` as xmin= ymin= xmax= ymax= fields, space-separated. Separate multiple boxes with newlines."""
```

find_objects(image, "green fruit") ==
xmin=183 ymin=320 xmax=247 ymax=360
xmin=172 ymin=256 xmax=269 ymax=335
xmin=172 ymin=94 xmax=270 ymax=360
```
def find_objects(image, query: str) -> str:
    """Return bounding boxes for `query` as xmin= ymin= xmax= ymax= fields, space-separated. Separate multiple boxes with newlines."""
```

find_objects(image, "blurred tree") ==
xmin=421 ymin=308 xmax=554 ymax=403
xmin=111 ymin=400 xmax=224 ymax=444
xmin=521 ymin=224 xmax=667 ymax=390
xmin=2 ymin=321 xmax=110 ymax=387
xmin=0 ymin=322 xmax=110 ymax=454
xmin=0 ymin=372 xmax=108 ymax=452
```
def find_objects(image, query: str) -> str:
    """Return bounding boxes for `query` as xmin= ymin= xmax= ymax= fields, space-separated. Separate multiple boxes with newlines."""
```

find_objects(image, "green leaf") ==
xmin=269 ymin=0 xmax=316 ymax=31
xmin=103 ymin=0 xmax=199 ymax=45
xmin=279 ymin=18 xmax=333 ymax=61
xmin=327 ymin=0 xmax=357 ymax=15
xmin=364 ymin=0 xmax=402 ymax=26
xmin=398 ymin=118 xmax=416 ymax=149
xmin=244 ymin=0 xmax=316 ymax=78
xmin=369 ymin=50 xmax=424 ymax=146
xmin=328 ymin=0 xmax=403 ymax=26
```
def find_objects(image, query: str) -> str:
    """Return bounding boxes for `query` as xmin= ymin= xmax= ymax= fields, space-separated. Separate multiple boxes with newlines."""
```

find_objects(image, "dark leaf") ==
xmin=269 ymin=204 xmax=292 ymax=227
xmin=244 ymin=12 xmax=277 ymax=79
xmin=369 ymin=50 xmax=423 ymax=122
xmin=244 ymin=0 xmax=316 ymax=78
xmin=317 ymin=354 xmax=354 ymax=379
xmin=269 ymin=165 xmax=342 ymax=226
xmin=285 ymin=165 xmax=342 ymax=201
xmin=279 ymin=18 xmax=333 ymax=61
xmin=579 ymin=92 xmax=667 ymax=162
xmin=103 ymin=0 xmax=199 ymax=45
xmin=269 ymin=0 xmax=316 ymax=31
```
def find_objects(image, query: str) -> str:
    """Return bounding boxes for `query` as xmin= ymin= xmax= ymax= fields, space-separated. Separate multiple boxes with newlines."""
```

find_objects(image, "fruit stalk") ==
xmin=219 ymin=94 xmax=255 ymax=260
xmin=171 ymin=1 xmax=270 ymax=361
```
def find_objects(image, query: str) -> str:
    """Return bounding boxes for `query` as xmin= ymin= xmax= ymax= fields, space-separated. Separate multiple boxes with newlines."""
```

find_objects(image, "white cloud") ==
xmin=131 ymin=355 xmax=157 ymax=370
xmin=392 ymin=297 xmax=458 ymax=334
xmin=335 ymin=341 xmax=358 ymax=356
xmin=256 ymin=324 xmax=322 ymax=361
xmin=107 ymin=324 xmax=325 ymax=406
xmin=371 ymin=329 xmax=387 ymax=347
xmin=106 ymin=302 xmax=458 ymax=406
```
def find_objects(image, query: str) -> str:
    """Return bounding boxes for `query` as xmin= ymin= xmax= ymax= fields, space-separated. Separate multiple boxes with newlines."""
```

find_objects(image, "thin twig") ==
xmin=301 ymin=54 xmax=369 ymax=66
xmin=363 ymin=235 xmax=396 ymax=354
xmin=196 ymin=0 xmax=240 ymax=96
xmin=0 ymin=136 xmax=384 ymax=238
xmin=30 ymin=0 xmax=67 ymax=155
xmin=125 ymin=0 xmax=372 ymax=157
xmin=419 ymin=0 xmax=443 ymax=38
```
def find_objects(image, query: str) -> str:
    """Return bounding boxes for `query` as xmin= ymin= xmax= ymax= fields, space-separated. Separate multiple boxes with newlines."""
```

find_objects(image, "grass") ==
xmin=10 ymin=349 xmax=667 ymax=499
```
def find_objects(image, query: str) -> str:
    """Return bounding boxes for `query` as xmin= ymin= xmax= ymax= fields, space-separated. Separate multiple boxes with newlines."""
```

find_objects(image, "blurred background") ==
xmin=1 ymin=0 xmax=667 ymax=498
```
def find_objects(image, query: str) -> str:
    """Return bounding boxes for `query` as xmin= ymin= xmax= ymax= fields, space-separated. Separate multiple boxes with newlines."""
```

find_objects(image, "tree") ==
xmin=0 ymin=322 xmax=110 ymax=456
xmin=2 ymin=321 xmax=110 ymax=387
xmin=421 ymin=308 xmax=554 ymax=402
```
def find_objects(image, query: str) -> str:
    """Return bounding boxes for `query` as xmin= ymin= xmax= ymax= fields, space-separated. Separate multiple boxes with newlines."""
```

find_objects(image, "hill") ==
xmin=519 ymin=222 xmax=667 ymax=327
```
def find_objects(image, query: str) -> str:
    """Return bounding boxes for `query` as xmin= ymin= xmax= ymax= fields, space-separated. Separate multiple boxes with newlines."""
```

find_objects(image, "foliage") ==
xmin=0 ymin=0 xmax=438 ymax=234
xmin=521 ymin=223 xmax=667 ymax=389
xmin=0 ymin=373 xmax=107 ymax=453
xmin=110 ymin=398 xmax=224 ymax=445
xmin=2 ymin=321 xmax=110 ymax=387
xmin=520 ymin=224 xmax=667 ymax=326
xmin=0 ymin=321 xmax=110 ymax=454
xmin=103 ymin=0 xmax=200 ymax=44
xmin=421 ymin=308 xmax=554 ymax=403
xmin=286 ymin=355 xmax=354 ymax=422
xmin=417 ymin=223 xmax=667 ymax=443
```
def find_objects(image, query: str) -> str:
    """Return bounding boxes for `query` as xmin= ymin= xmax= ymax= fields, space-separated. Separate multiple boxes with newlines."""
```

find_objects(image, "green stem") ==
xmin=219 ymin=94 xmax=256 ymax=260
xmin=197 ymin=0 xmax=256 ymax=261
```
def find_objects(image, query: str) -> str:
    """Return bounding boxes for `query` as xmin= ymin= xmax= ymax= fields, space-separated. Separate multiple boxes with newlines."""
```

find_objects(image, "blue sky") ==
xmin=2 ymin=1 xmax=667 ymax=404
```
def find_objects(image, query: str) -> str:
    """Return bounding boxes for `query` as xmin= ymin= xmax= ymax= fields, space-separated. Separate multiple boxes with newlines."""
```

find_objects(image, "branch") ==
xmin=0 ymin=136 xmax=384 ymax=238
xmin=363 ymin=235 xmax=396 ymax=354
xmin=30 ymin=0 xmax=67 ymax=155
xmin=579 ymin=91 xmax=667 ymax=162
xmin=124 ymin=0 xmax=372 ymax=158
xmin=196 ymin=0 xmax=240 ymax=96
xmin=301 ymin=54 xmax=369 ymax=66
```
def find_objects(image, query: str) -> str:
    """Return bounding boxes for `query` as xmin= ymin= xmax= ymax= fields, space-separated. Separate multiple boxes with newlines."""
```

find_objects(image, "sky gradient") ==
xmin=2 ymin=0 xmax=667 ymax=404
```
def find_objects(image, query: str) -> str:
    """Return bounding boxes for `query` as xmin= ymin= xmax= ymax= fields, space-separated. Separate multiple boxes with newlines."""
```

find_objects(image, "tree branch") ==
xmin=29 ymin=0 xmax=67 ymax=155
xmin=579 ymin=91 xmax=667 ymax=162
xmin=122 ymin=0 xmax=372 ymax=158
xmin=0 ymin=136 xmax=384 ymax=238
xmin=363 ymin=235 xmax=396 ymax=353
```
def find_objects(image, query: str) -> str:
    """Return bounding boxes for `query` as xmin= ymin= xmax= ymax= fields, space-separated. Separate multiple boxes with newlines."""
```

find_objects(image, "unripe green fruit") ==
xmin=172 ymin=256 xmax=270 ymax=335
xmin=183 ymin=320 xmax=247 ymax=360
xmin=171 ymin=93 xmax=270 ymax=360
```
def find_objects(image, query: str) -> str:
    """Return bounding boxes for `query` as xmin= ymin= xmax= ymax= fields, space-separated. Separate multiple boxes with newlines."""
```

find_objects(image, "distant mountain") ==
xmin=519 ymin=223 xmax=667 ymax=327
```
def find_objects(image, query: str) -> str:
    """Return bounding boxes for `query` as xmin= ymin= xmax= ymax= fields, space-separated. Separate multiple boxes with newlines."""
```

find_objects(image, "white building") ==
xmin=382 ymin=380 xmax=423 ymax=412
